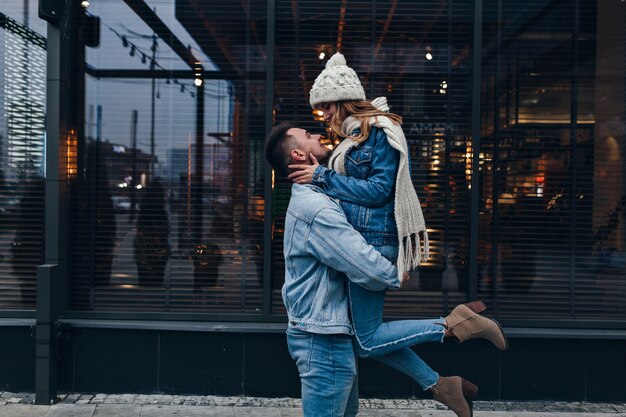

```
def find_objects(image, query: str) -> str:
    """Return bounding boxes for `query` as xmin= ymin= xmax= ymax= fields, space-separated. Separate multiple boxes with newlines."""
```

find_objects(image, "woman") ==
xmin=288 ymin=52 xmax=508 ymax=417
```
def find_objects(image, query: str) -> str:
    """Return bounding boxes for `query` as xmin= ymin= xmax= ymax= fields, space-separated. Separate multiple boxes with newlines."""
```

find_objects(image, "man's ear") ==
xmin=290 ymin=149 xmax=306 ymax=162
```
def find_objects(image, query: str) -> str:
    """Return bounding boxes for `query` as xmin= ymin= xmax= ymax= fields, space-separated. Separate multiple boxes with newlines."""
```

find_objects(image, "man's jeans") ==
xmin=349 ymin=245 xmax=446 ymax=390
xmin=287 ymin=328 xmax=359 ymax=417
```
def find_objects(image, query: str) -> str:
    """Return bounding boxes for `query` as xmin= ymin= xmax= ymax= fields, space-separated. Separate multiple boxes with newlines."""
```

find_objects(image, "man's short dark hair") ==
xmin=265 ymin=121 xmax=295 ymax=177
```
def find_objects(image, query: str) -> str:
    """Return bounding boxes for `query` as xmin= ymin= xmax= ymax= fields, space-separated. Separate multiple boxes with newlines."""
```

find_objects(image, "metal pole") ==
xmin=150 ymin=33 xmax=157 ymax=163
xmin=193 ymin=82 xmax=205 ymax=244
xmin=262 ymin=0 xmax=275 ymax=320
xmin=36 ymin=0 xmax=75 ymax=404
xmin=569 ymin=0 xmax=579 ymax=318
xmin=130 ymin=110 xmax=138 ymax=222
xmin=469 ymin=0 xmax=483 ymax=303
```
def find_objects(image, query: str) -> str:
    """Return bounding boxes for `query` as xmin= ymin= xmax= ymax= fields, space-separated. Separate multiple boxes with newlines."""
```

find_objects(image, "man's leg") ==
xmin=344 ymin=369 xmax=359 ymax=417
xmin=287 ymin=329 xmax=357 ymax=417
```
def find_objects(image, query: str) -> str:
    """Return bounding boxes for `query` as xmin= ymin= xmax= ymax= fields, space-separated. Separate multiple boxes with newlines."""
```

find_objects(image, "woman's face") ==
xmin=317 ymin=102 xmax=337 ymax=123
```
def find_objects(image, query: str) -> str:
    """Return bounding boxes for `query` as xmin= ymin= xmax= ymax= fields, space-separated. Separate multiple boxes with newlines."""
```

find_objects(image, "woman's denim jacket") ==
xmin=283 ymin=184 xmax=400 ymax=334
xmin=312 ymin=127 xmax=399 ymax=246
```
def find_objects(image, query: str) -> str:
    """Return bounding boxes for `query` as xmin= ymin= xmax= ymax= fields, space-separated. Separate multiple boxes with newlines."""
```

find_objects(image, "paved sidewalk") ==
xmin=1 ymin=393 xmax=625 ymax=416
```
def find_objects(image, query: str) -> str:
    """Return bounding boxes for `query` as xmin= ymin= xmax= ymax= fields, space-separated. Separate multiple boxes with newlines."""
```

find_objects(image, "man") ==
xmin=265 ymin=121 xmax=400 ymax=417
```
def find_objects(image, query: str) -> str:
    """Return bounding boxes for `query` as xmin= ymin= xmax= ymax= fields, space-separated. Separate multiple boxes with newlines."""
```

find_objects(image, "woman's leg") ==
xmin=349 ymin=281 xmax=445 ymax=358
xmin=373 ymin=347 xmax=439 ymax=390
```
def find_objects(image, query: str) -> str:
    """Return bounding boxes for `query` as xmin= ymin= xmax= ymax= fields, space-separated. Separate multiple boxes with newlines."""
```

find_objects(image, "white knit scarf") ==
xmin=328 ymin=97 xmax=429 ymax=278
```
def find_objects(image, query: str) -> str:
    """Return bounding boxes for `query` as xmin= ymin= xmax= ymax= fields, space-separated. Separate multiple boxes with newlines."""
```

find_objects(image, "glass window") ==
xmin=70 ymin=0 xmax=267 ymax=314
xmin=479 ymin=0 xmax=626 ymax=322
xmin=0 ymin=0 xmax=46 ymax=309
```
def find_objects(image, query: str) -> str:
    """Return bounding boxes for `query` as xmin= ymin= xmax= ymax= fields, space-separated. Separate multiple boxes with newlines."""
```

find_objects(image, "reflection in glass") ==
xmin=70 ymin=0 xmax=267 ymax=313
xmin=0 ymin=5 xmax=46 ymax=308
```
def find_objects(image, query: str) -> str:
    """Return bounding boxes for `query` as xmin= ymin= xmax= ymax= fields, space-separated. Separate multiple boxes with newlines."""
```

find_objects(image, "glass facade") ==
xmin=0 ymin=0 xmax=625 ymax=326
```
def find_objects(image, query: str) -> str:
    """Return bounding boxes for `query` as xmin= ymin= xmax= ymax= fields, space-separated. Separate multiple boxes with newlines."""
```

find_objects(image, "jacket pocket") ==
xmin=346 ymin=145 xmax=373 ymax=180
xmin=346 ymin=145 xmax=373 ymax=166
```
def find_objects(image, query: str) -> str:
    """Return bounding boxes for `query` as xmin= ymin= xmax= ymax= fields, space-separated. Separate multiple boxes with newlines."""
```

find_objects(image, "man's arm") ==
xmin=306 ymin=204 xmax=400 ymax=291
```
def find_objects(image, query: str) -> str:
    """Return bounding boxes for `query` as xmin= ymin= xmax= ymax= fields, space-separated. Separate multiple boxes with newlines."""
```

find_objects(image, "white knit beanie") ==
xmin=309 ymin=52 xmax=366 ymax=109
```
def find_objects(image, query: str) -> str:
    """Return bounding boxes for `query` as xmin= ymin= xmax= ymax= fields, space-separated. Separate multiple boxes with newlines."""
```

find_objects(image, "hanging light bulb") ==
xmin=141 ymin=53 xmax=147 ymax=64
xmin=122 ymin=36 xmax=128 ymax=48
xmin=129 ymin=45 xmax=135 ymax=57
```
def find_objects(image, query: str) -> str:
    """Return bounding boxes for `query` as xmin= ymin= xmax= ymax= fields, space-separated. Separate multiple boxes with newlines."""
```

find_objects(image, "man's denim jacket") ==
xmin=311 ymin=127 xmax=400 ymax=246
xmin=283 ymin=184 xmax=400 ymax=335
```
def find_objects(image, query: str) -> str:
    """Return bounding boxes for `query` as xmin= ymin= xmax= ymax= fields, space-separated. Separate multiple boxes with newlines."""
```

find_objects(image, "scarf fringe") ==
xmin=398 ymin=231 xmax=430 ymax=277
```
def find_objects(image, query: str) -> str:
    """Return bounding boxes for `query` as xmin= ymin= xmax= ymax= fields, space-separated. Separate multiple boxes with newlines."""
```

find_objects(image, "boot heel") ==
xmin=465 ymin=300 xmax=487 ymax=314
xmin=461 ymin=378 xmax=479 ymax=399
xmin=466 ymin=397 xmax=474 ymax=417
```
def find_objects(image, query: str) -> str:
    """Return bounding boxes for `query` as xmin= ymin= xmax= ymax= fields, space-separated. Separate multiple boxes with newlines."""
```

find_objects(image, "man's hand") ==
xmin=288 ymin=154 xmax=320 ymax=184
xmin=401 ymin=272 xmax=410 ymax=286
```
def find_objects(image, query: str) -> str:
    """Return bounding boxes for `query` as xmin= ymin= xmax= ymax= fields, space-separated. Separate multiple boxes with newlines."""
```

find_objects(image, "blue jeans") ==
xmin=287 ymin=328 xmax=359 ymax=417
xmin=349 ymin=245 xmax=446 ymax=390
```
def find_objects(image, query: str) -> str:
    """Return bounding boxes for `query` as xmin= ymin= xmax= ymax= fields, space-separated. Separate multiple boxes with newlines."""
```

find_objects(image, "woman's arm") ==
xmin=288 ymin=128 xmax=400 ymax=207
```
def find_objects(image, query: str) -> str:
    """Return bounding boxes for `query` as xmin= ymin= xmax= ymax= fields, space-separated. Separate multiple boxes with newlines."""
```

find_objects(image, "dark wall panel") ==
xmin=159 ymin=331 xmax=243 ymax=395
xmin=586 ymin=339 xmax=626 ymax=402
xmin=72 ymin=329 xmax=158 ymax=393
xmin=500 ymin=339 xmax=586 ymax=401
xmin=0 ymin=327 xmax=35 ymax=392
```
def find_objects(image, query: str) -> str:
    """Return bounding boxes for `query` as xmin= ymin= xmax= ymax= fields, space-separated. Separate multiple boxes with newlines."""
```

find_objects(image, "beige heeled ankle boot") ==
xmin=445 ymin=304 xmax=508 ymax=350
xmin=431 ymin=376 xmax=477 ymax=417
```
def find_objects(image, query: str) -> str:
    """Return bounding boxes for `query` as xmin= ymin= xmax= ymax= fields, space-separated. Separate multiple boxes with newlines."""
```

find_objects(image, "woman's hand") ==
xmin=288 ymin=154 xmax=320 ymax=184
xmin=401 ymin=272 xmax=410 ymax=287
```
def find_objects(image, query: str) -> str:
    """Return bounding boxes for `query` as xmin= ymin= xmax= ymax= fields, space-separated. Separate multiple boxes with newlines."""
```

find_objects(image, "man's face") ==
xmin=287 ymin=128 xmax=329 ymax=164
xmin=315 ymin=102 xmax=337 ymax=123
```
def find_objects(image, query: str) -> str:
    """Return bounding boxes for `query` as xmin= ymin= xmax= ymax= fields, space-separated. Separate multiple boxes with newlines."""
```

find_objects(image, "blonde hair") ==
xmin=328 ymin=100 xmax=402 ymax=144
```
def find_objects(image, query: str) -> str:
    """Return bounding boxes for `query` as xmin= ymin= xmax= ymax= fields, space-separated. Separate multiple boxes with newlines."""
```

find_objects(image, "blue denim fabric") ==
xmin=312 ymin=127 xmax=399 ymax=246
xmin=349 ymin=245 xmax=445 ymax=390
xmin=287 ymin=328 xmax=359 ymax=417
xmin=282 ymin=184 xmax=400 ymax=335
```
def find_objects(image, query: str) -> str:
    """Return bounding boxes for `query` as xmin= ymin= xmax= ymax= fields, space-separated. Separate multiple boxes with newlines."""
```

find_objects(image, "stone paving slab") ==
xmin=0 ymin=404 xmax=49 ymax=417
xmin=92 ymin=404 xmax=142 ymax=416
xmin=45 ymin=404 xmax=96 ymax=417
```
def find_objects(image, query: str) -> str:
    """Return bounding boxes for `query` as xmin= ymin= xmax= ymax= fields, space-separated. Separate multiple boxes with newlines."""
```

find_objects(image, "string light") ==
xmin=107 ymin=26 xmax=224 ymax=100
